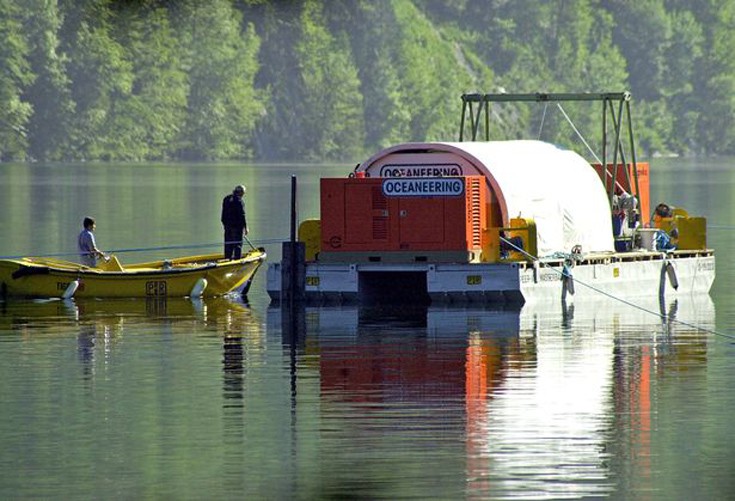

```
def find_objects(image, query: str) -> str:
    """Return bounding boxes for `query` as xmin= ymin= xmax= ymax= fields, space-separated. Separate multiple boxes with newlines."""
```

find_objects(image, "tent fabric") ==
xmin=362 ymin=140 xmax=614 ymax=256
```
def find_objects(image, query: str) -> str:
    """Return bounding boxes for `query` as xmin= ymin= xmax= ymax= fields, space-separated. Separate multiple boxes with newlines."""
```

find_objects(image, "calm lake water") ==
xmin=1 ymin=158 xmax=734 ymax=499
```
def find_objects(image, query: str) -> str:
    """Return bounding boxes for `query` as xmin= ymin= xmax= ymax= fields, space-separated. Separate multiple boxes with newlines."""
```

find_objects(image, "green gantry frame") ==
xmin=459 ymin=92 xmax=640 ymax=211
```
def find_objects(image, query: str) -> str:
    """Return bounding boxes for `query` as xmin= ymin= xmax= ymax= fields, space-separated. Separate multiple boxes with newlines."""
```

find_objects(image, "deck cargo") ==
xmin=267 ymin=92 xmax=715 ymax=305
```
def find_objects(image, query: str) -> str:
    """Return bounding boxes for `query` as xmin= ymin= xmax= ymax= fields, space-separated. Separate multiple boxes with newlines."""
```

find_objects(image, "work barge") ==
xmin=267 ymin=92 xmax=715 ymax=304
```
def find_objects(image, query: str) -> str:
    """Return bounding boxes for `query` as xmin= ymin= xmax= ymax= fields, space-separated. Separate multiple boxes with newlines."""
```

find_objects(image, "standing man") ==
xmin=78 ymin=216 xmax=105 ymax=267
xmin=221 ymin=184 xmax=248 ymax=260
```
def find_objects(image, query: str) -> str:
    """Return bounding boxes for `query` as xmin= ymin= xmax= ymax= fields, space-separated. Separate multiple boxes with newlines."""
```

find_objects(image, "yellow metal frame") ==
xmin=483 ymin=218 xmax=538 ymax=262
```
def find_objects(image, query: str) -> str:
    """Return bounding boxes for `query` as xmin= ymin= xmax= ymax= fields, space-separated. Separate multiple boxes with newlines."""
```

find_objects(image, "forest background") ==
xmin=2 ymin=0 xmax=733 ymax=163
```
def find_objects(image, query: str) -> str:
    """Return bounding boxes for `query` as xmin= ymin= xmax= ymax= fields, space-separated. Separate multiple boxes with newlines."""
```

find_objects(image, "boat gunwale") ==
xmin=513 ymin=248 xmax=715 ymax=269
xmin=2 ymin=251 xmax=267 ymax=279
xmin=301 ymin=249 xmax=714 ymax=269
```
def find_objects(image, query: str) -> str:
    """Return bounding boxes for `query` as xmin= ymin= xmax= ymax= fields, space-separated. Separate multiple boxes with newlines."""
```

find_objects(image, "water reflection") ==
xmin=209 ymin=298 xmax=266 ymax=497
xmin=76 ymin=323 xmax=97 ymax=378
xmin=0 ymin=296 xmax=263 ymax=379
xmin=269 ymin=295 xmax=714 ymax=499
xmin=0 ymin=292 xmax=715 ymax=498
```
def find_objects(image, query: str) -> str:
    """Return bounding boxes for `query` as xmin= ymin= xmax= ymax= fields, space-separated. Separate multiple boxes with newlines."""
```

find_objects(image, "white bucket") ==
xmin=638 ymin=228 xmax=659 ymax=250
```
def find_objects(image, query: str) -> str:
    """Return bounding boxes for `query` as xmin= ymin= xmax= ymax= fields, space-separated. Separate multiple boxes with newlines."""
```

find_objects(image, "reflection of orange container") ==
xmin=320 ymin=345 xmax=467 ymax=403
xmin=320 ymin=176 xmax=488 ymax=257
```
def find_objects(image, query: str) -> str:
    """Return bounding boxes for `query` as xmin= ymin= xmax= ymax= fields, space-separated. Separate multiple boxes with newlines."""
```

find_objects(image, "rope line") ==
xmin=500 ymin=235 xmax=734 ymax=341
xmin=556 ymin=103 xmax=602 ymax=164
xmin=0 ymin=237 xmax=286 ymax=260
xmin=537 ymin=102 xmax=548 ymax=140
xmin=555 ymin=103 xmax=631 ymax=194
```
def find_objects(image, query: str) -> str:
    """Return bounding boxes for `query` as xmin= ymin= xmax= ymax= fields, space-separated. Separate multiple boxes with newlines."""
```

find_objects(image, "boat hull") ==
xmin=0 ymin=251 xmax=266 ymax=299
xmin=266 ymin=250 xmax=714 ymax=305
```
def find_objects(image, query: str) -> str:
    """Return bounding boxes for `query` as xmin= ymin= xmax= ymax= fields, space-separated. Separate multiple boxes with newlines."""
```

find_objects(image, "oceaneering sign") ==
xmin=378 ymin=164 xmax=462 ymax=177
xmin=382 ymin=177 xmax=464 ymax=197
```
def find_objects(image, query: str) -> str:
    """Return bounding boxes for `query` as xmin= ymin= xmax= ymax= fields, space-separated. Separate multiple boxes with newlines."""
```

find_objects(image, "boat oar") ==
xmin=244 ymin=234 xmax=267 ymax=254
xmin=244 ymin=234 xmax=257 ymax=251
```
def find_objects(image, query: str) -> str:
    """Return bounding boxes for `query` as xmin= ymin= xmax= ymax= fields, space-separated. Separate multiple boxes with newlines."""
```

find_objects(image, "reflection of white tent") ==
xmin=361 ymin=140 xmax=614 ymax=256
xmin=478 ymin=294 xmax=714 ymax=498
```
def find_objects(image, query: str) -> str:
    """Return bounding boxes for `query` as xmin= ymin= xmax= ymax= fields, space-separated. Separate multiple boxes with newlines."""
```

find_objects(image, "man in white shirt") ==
xmin=78 ymin=216 xmax=104 ymax=267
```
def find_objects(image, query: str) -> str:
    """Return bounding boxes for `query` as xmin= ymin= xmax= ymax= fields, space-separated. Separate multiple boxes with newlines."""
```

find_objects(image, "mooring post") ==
xmin=281 ymin=175 xmax=305 ymax=303
xmin=281 ymin=176 xmax=307 ymax=425
xmin=290 ymin=174 xmax=297 ymax=244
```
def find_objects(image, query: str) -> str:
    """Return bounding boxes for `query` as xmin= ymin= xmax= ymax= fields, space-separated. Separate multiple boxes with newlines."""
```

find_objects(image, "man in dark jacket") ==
xmin=221 ymin=184 xmax=248 ymax=259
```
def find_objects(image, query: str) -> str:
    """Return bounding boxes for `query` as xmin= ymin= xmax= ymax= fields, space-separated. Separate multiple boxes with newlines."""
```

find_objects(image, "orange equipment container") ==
xmin=319 ymin=176 xmax=488 ymax=262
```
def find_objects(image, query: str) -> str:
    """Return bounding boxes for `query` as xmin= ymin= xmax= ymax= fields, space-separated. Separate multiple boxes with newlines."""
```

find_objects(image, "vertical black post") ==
xmin=281 ymin=175 xmax=305 ymax=303
xmin=290 ymin=175 xmax=297 ymax=244
xmin=281 ymin=175 xmax=306 ymax=482
xmin=459 ymin=95 xmax=467 ymax=141
xmin=602 ymin=99 xmax=607 ymax=190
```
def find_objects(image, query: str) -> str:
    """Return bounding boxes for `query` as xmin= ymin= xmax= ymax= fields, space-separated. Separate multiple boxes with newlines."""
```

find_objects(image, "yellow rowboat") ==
xmin=0 ymin=249 xmax=266 ymax=299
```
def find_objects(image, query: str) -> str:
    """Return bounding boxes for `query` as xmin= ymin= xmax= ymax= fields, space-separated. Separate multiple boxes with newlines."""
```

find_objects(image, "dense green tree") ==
xmin=690 ymin=0 xmax=735 ymax=154
xmin=22 ymin=0 xmax=74 ymax=161
xmin=295 ymin=0 xmax=365 ymax=161
xmin=601 ymin=1 xmax=699 ymax=153
xmin=0 ymin=0 xmax=34 ymax=160
xmin=174 ymin=0 xmax=263 ymax=160
xmin=631 ymin=99 xmax=674 ymax=156
xmin=661 ymin=9 xmax=703 ymax=154
xmin=425 ymin=1 xmax=625 ymax=150
xmin=244 ymin=1 xmax=302 ymax=161
xmin=328 ymin=0 xmax=413 ymax=152
xmin=3 ymin=0 xmax=735 ymax=161
xmin=58 ymin=0 xmax=134 ymax=160
xmin=104 ymin=2 xmax=187 ymax=160
xmin=248 ymin=0 xmax=365 ymax=161
xmin=531 ymin=1 xmax=628 ymax=154
xmin=603 ymin=0 xmax=671 ymax=102
xmin=392 ymin=0 xmax=472 ymax=141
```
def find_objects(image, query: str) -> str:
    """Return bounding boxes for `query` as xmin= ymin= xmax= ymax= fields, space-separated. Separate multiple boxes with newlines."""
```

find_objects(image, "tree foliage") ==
xmin=22 ymin=0 xmax=73 ymax=161
xmin=0 ymin=0 xmax=733 ymax=161
xmin=106 ymin=2 xmax=187 ymax=160
xmin=175 ymin=0 xmax=263 ymax=160
xmin=0 ymin=0 xmax=35 ymax=160
xmin=293 ymin=0 xmax=365 ymax=161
